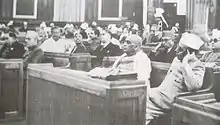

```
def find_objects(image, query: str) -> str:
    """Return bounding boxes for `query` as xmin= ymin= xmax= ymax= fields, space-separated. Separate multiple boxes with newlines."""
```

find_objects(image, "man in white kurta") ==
xmin=114 ymin=34 xmax=152 ymax=88
xmin=40 ymin=26 xmax=76 ymax=54
xmin=145 ymin=33 xmax=206 ymax=124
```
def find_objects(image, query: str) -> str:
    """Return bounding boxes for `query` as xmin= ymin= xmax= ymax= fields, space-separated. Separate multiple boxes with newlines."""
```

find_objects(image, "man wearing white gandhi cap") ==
xmin=145 ymin=33 xmax=206 ymax=124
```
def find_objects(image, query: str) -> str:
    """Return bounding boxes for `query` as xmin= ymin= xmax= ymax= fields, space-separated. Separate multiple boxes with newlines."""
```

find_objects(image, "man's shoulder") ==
xmin=34 ymin=47 xmax=43 ymax=53
xmin=136 ymin=50 xmax=150 ymax=58
xmin=30 ymin=47 xmax=44 ymax=57
xmin=12 ymin=42 xmax=25 ymax=49
xmin=44 ymin=38 xmax=54 ymax=43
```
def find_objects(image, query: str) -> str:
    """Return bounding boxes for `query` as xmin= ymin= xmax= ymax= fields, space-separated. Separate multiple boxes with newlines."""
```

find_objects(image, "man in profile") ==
xmin=23 ymin=31 xmax=44 ymax=64
xmin=115 ymin=34 xmax=152 ymax=87
xmin=89 ymin=34 xmax=152 ymax=89
xmin=146 ymin=33 xmax=205 ymax=125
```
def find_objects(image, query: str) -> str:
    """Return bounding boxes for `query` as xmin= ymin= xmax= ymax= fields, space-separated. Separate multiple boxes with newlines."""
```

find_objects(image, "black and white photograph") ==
xmin=0 ymin=0 xmax=219 ymax=125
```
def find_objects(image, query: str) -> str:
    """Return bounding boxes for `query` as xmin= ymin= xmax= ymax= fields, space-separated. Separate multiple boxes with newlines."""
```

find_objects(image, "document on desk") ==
xmin=88 ymin=67 xmax=137 ymax=81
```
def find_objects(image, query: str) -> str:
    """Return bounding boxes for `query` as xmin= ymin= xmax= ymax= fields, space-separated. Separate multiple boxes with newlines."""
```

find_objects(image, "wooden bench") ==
xmin=42 ymin=52 xmax=92 ymax=71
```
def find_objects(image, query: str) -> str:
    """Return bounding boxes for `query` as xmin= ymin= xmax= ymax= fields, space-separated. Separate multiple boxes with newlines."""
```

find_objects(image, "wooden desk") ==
xmin=0 ymin=59 xmax=24 ymax=120
xmin=27 ymin=64 xmax=147 ymax=125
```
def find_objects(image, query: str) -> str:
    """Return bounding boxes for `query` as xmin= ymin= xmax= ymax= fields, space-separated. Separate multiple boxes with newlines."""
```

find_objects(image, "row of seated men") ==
xmin=0 ymin=20 xmax=181 ymax=64
xmin=0 ymin=21 xmax=219 ymax=125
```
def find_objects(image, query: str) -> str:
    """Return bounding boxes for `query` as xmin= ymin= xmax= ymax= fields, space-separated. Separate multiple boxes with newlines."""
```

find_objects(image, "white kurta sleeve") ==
xmin=134 ymin=52 xmax=152 ymax=88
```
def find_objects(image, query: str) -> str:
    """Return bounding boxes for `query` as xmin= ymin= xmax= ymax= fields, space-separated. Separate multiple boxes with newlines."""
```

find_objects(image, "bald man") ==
xmin=23 ymin=30 xmax=44 ymax=64
xmin=114 ymin=34 xmax=152 ymax=88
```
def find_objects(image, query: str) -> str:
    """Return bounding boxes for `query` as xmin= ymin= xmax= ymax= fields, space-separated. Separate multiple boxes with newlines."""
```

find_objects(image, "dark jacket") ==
xmin=74 ymin=43 xmax=88 ymax=53
xmin=93 ymin=42 xmax=123 ymax=67
xmin=86 ymin=38 xmax=101 ymax=55
xmin=23 ymin=47 xmax=44 ymax=64
xmin=149 ymin=45 xmax=176 ymax=63
xmin=19 ymin=26 xmax=29 ymax=32
xmin=0 ymin=42 xmax=26 ymax=59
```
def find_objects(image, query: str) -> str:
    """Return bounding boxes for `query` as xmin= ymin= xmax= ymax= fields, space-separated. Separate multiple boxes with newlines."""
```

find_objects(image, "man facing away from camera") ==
xmin=145 ymin=33 xmax=206 ymax=125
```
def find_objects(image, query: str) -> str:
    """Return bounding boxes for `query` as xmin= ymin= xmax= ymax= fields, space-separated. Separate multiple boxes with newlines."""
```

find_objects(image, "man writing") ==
xmin=145 ymin=33 xmax=205 ymax=124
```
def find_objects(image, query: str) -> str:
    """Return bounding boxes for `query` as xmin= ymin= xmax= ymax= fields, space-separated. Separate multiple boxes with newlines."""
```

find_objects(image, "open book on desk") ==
xmin=88 ymin=67 xmax=137 ymax=81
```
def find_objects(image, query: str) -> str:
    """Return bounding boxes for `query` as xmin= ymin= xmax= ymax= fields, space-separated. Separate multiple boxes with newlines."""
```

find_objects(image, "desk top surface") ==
xmin=27 ymin=64 xmax=145 ymax=96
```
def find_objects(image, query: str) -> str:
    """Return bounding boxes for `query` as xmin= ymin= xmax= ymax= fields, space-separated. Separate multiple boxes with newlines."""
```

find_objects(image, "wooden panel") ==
xmin=43 ymin=52 xmax=92 ymax=71
xmin=150 ymin=62 xmax=170 ymax=88
xmin=27 ymin=65 xmax=146 ymax=125
xmin=0 ymin=60 xmax=24 ymax=120
xmin=42 ymin=52 xmax=70 ymax=67
xmin=1 ymin=0 xmax=13 ymax=18
xmin=85 ymin=0 xmax=98 ymax=21
xmin=69 ymin=53 xmax=92 ymax=72
xmin=16 ymin=0 xmax=35 ymax=16
xmin=101 ymin=0 xmax=119 ymax=17
xmin=37 ymin=0 xmax=54 ymax=21
xmin=122 ymin=0 xmax=135 ymax=19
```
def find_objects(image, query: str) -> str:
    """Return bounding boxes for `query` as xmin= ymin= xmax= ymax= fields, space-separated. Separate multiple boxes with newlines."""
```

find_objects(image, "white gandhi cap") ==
xmin=179 ymin=33 xmax=204 ymax=50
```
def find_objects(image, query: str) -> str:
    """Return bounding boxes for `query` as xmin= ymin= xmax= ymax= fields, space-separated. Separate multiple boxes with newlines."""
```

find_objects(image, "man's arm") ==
xmin=25 ymin=48 xmax=44 ymax=63
xmin=182 ymin=61 xmax=205 ymax=91
xmin=135 ymin=53 xmax=152 ymax=88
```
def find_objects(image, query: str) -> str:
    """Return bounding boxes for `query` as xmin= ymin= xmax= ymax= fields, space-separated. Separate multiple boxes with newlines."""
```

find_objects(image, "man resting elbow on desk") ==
xmin=89 ymin=34 xmax=152 ymax=88
xmin=145 ymin=33 xmax=206 ymax=125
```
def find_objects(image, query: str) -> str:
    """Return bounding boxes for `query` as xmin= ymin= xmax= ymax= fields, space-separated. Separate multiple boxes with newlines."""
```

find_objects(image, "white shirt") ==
xmin=40 ymin=38 xmax=76 ymax=54
xmin=116 ymin=50 xmax=152 ymax=88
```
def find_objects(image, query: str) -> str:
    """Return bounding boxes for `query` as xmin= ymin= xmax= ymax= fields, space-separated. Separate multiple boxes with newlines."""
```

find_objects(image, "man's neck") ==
xmin=52 ymin=37 xmax=59 ymax=42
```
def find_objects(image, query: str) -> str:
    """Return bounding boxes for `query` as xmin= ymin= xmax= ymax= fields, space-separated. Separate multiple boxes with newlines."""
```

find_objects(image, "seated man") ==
xmin=115 ymin=34 xmax=152 ymax=87
xmin=0 ymin=32 xmax=26 ymax=59
xmin=72 ymin=32 xmax=88 ymax=53
xmin=149 ymin=38 xmax=176 ymax=63
xmin=89 ymin=34 xmax=151 ymax=88
xmin=40 ymin=26 xmax=62 ymax=52
xmin=145 ymin=33 xmax=206 ymax=124
xmin=19 ymin=21 xmax=29 ymax=32
xmin=93 ymin=31 xmax=123 ymax=66
xmin=86 ymin=28 xmax=101 ymax=55
xmin=23 ymin=31 xmax=44 ymax=65
xmin=200 ymin=38 xmax=220 ymax=63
